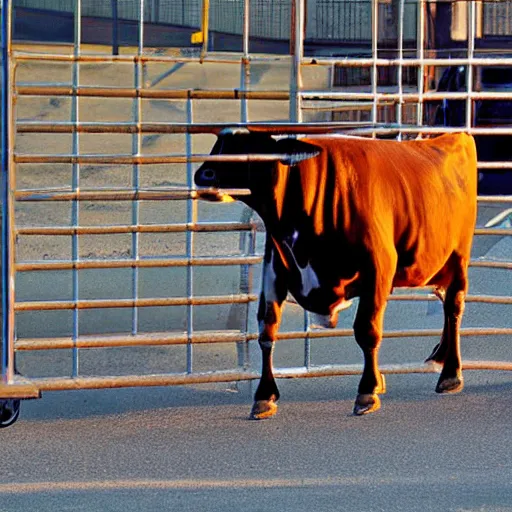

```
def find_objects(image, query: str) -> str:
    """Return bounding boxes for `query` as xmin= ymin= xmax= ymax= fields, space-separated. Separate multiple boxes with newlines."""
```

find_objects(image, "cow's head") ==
xmin=194 ymin=127 xmax=321 ymax=203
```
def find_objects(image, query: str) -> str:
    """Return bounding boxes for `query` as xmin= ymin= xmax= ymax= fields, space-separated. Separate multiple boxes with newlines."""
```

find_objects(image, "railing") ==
xmin=1 ymin=0 xmax=511 ymax=426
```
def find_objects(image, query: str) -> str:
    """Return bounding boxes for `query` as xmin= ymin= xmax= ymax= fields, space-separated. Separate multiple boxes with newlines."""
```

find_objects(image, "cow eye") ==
xmin=203 ymin=169 xmax=215 ymax=179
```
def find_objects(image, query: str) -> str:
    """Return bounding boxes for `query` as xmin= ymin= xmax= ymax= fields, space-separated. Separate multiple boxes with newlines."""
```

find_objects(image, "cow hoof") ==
xmin=353 ymin=394 xmax=381 ymax=416
xmin=436 ymin=375 xmax=464 ymax=394
xmin=250 ymin=400 xmax=278 ymax=420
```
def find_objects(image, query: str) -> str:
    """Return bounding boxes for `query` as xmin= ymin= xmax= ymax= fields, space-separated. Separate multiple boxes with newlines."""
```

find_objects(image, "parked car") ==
xmin=430 ymin=64 xmax=512 ymax=195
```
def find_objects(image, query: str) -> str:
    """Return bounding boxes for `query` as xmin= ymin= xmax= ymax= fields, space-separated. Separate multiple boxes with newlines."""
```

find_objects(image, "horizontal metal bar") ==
xmin=15 ymin=257 xmax=509 ymax=273
xmin=275 ymin=327 xmax=512 ymax=341
xmin=476 ymin=196 xmax=512 ymax=204
xmin=15 ymin=188 xmax=251 ymax=202
xmin=302 ymin=91 xmax=512 ymax=102
xmin=14 ymin=153 xmax=290 ymax=165
xmin=275 ymin=360 xmax=512 ymax=379
xmin=13 ymin=52 xmax=258 ymax=65
xmin=0 ymin=377 xmax=41 ymax=399
xmin=478 ymin=162 xmax=512 ymax=170
xmin=15 ymin=327 xmax=512 ymax=352
xmin=31 ymin=370 xmax=260 ymax=392
xmin=15 ymin=86 xmax=290 ymax=101
xmin=303 ymin=57 xmax=512 ymax=68
xmin=16 ymin=255 xmax=262 ymax=272
xmin=15 ymin=121 xmax=512 ymax=138
xmin=350 ymin=126 xmax=512 ymax=136
xmin=14 ymin=87 xmax=512 ymax=104
xmin=16 ymin=120 xmax=368 ymax=135
xmin=387 ymin=294 xmax=512 ymax=304
xmin=14 ymin=293 xmax=258 ymax=311
xmin=21 ymin=358 xmax=512 ymax=393
xmin=474 ymin=228 xmax=512 ymax=236
xmin=15 ymin=330 xmax=250 ymax=351
xmin=13 ymin=52 xmax=512 ymax=68
xmin=16 ymin=224 xmax=504 ymax=237
xmin=468 ymin=260 xmax=512 ymax=270
xmin=16 ymin=222 xmax=256 ymax=236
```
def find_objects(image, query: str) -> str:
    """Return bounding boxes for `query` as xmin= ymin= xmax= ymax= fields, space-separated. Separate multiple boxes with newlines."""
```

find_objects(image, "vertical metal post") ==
xmin=131 ymin=0 xmax=144 ymax=336
xmin=289 ymin=0 xmax=304 ymax=123
xmin=371 ymin=0 xmax=378 ymax=135
xmin=466 ymin=0 xmax=476 ymax=131
xmin=238 ymin=0 xmax=252 ymax=375
xmin=1 ymin=0 xmax=14 ymax=383
xmin=240 ymin=0 xmax=250 ymax=123
xmin=416 ymin=0 xmax=425 ymax=130
xmin=396 ymin=0 xmax=405 ymax=140
xmin=185 ymin=95 xmax=195 ymax=374
xmin=111 ymin=0 xmax=119 ymax=56
xmin=71 ymin=0 xmax=81 ymax=377
xmin=200 ymin=0 xmax=210 ymax=60
xmin=304 ymin=314 xmax=311 ymax=369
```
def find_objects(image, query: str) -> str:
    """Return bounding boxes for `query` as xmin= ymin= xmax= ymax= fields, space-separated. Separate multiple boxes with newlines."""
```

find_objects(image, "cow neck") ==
xmin=244 ymin=161 xmax=290 ymax=230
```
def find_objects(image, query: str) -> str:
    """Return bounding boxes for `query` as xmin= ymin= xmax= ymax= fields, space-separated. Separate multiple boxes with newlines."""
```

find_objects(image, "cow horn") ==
xmin=217 ymin=127 xmax=251 ymax=137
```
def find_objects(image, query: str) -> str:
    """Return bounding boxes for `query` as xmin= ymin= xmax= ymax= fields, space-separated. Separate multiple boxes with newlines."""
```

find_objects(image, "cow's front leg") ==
xmin=250 ymin=249 xmax=287 ymax=420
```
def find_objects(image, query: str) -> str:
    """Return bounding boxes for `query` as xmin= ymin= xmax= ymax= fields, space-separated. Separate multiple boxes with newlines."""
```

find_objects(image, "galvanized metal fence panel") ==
xmin=1 ymin=0 xmax=512 ymax=425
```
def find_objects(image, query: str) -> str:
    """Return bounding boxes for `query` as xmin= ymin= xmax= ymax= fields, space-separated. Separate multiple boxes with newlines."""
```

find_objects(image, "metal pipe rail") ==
xmin=15 ymin=86 xmax=291 ymax=101
xmin=20 ymin=221 xmax=512 ymax=239
xmin=12 ymin=52 xmax=512 ymax=70
xmin=15 ymin=294 xmax=258 ymax=312
xmin=12 ymin=292 xmax=512 ymax=314
xmin=14 ymin=121 xmax=512 ymax=136
xmin=14 ymin=86 xmax=512 ymax=104
xmin=303 ymin=57 xmax=512 ymax=68
xmin=13 ymin=327 xmax=512 ymax=352
xmin=12 ymin=188 xmax=512 ymax=205
xmin=5 ymin=357 xmax=512 ymax=396
xmin=13 ymin=258 xmax=512 ymax=272
xmin=15 ymin=256 xmax=262 ymax=272
xmin=15 ymin=221 xmax=257 ymax=236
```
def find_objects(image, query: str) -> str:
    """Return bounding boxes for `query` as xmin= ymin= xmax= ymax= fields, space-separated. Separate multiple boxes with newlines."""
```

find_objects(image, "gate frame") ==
xmin=1 ymin=0 xmax=512 ymax=425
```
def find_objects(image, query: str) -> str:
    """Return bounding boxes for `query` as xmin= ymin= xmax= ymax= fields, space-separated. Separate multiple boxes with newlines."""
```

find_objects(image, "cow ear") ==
xmin=276 ymin=138 xmax=321 ymax=166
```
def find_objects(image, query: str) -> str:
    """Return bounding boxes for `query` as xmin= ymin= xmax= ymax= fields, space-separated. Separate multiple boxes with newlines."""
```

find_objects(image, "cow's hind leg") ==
xmin=425 ymin=287 xmax=447 ymax=369
xmin=353 ymin=298 xmax=388 ymax=415
xmin=435 ymin=254 xmax=467 ymax=394
xmin=352 ymin=257 xmax=394 ymax=415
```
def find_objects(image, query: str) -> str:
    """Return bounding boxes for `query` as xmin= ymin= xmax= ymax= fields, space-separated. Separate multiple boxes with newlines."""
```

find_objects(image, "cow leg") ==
xmin=353 ymin=297 xmax=388 ymax=415
xmin=352 ymin=253 xmax=395 ymax=416
xmin=425 ymin=287 xmax=447 ymax=368
xmin=435 ymin=255 xmax=467 ymax=394
xmin=250 ymin=247 xmax=287 ymax=420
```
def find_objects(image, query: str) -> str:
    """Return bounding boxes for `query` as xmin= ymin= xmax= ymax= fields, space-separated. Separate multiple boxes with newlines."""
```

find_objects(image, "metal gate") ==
xmin=1 ymin=0 xmax=512 ymax=426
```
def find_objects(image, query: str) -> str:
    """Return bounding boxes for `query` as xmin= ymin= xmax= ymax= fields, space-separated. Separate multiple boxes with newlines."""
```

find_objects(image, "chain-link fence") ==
xmin=10 ymin=0 xmax=512 ymax=47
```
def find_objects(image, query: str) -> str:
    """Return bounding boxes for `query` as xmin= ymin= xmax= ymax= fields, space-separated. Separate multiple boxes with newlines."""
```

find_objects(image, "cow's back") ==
xmin=298 ymin=133 xmax=478 ymax=287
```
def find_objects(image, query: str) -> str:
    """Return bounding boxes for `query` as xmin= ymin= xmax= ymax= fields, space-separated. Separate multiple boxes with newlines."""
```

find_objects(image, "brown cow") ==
xmin=195 ymin=128 xmax=478 ymax=418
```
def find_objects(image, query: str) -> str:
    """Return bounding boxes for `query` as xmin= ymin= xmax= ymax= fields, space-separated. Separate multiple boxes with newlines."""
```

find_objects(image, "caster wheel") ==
xmin=0 ymin=399 xmax=21 ymax=428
